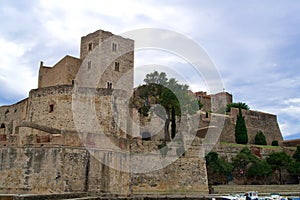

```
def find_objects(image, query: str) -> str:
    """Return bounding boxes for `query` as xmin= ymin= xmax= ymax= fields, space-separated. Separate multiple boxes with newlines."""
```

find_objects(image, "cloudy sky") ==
xmin=0 ymin=0 xmax=299 ymax=139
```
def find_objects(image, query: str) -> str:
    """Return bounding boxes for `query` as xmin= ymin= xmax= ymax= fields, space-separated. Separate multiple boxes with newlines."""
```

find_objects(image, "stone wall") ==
xmin=0 ymin=146 xmax=88 ymax=194
xmin=199 ymin=108 xmax=283 ymax=146
xmin=25 ymin=85 xmax=130 ymax=139
xmin=38 ymin=56 xmax=82 ymax=88
xmin=0 ymin=146 xmax=130 ymax=195
xmin=196 ymin=92 xmax=232 ymax=113
xmin=213 ymin=143 xmax=294 ymax=162
xmin=230 ymin=108 xmax=283 ymax=145
xmin=0 ymin=99 xmax=28 ymax=146
xmin=131 ymin=137 xmax=209 ymax=195
xmin=79 ymin=29 xmax=134 ymax=91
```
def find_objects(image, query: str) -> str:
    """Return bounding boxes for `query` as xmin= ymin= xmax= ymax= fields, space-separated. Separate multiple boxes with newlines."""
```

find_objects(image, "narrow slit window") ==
xmin=88 ymin=43 xmax=93 ymax=51
xmin=88 ymin=61 xmax=92 ymax=70
xmin=107 ymin=82 xmax=113 ymax=89
xmin=114 ymin=62 xmax=119 ymax=71
xmin=112 ymin=43 xmax=117 ymax=52
xmin=49 ymin=104 xmax=54 ymax=113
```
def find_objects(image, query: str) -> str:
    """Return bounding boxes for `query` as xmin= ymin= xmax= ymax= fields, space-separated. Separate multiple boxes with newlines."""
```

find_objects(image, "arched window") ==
xmin=0 ymin=123 xmax=5 ymax=129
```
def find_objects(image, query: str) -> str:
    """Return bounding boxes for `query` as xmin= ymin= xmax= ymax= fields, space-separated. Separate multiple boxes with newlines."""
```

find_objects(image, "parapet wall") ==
xmin=231 ymin=108 xmax=283 ymax=145
xmin=26 ymin=85 xmax=129 ymax=138
xmin=130 ymin=137 xmax=209 ymax=195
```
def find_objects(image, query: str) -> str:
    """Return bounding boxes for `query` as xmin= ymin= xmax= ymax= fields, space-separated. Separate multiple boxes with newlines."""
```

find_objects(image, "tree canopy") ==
xmin=226 ymin=102 xmax=250 ymax=112
xmin=266 ymin=151 xmax=293 ymax=184
xmin=131 ymin=71 xmax=200 ymax=141
xmin=205 ymin=151 xmax=233 ymax=184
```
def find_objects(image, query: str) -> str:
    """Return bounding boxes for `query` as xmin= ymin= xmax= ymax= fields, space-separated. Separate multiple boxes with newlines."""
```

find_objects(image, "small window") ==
xmin=72 ymin=80 xmax=75 ymax=85
xmin=112 ymin=43 xmax=117 ymax=52
xmin=107 ymin=82 xmax=113 ymax=89
xmin=88 ymin=61 xmax=91 ymax=70
xmin=49 ymin=104 xmax=54 ymax=113
xmin=114 ymin=62 xmax=120 ymax=71
xmin=0 ymin=123 xmax=5 ymax=129
xmin=88 ymin=43 xmax=93 ymax=51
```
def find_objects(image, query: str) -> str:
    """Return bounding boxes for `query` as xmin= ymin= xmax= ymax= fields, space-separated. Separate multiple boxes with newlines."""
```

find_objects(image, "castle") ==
xmin=0 ymin=29 xmax=283 ymax=196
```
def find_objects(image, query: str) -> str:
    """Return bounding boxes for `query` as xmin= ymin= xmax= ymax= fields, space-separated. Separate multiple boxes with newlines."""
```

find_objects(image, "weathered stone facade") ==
xmin=0 ymin=28 xmax=286 ymax=196
xmin=195 ymin=93 xmax=283 ymax=146
xmin=0 ymin=29 xmax=209 ymax=196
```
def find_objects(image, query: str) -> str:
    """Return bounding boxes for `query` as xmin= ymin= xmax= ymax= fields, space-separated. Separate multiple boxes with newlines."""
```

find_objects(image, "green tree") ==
xmin=293 ymin=146 xmax=300 ymax=162
xmin=144 ymin=71 xmax=168 ymax=86
xmin=272 ymin=140 xmax=279 ymax=146
xmin=255 ymin=131 xmax=267 ymax=145
xmin=232 ymin=147 xmax=258 ymax=183
xmin=133 ymin=71 xmax=199 ymax=142
xmin=206 ymin=152 xmax=233 ymax=184
xmin=289 ymin=160 xmax=300 ymax=182
xmin=226 ymin=102 xmax=250 ymax=112
xmin=235 ymin=108 xmax=248 ymax=144
xmin=247 ymin=160 xmax=272 ymax=184
xmin=266 ymin=151 xmax=293 ymax=184
xmin=198 ymin=100 xmax=204 ymax=110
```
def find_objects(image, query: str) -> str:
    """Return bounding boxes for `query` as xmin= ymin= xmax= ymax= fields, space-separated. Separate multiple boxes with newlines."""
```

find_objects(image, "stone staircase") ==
xmin=211 ymin=184 xmax=300 ymax=195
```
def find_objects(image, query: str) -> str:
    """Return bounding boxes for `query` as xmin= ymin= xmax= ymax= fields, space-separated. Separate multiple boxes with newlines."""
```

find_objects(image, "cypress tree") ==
xmin=235 ymin=108 xmax=248 ymax=144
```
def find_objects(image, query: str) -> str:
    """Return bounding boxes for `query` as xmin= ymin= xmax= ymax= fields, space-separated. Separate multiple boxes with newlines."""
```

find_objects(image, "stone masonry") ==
xmin=0 ymin=28 xmax=285 ymax=196
xmin=0 ymin=29 xmax=210 ymax=196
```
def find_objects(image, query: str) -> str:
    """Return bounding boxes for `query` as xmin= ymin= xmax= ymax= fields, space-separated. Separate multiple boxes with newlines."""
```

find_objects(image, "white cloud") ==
xmin=0 ymin=38 xmax=37 ymax=100
xmin=0 ymin=0 xmax=300 ymax=139
xmin=284 ymin=98 xmax=300 ymax=104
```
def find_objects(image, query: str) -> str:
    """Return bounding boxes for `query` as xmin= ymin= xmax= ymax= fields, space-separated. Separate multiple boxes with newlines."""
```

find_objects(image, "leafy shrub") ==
xmin=271 ymin=140 xmax=279 ymax=146
xmin=255 ymin=131 xmax=267 ymax=145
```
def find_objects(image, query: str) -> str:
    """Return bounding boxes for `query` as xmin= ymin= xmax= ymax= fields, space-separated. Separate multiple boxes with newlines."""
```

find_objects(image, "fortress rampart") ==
xmin=0 ymin=28 xmax=286 ymax=196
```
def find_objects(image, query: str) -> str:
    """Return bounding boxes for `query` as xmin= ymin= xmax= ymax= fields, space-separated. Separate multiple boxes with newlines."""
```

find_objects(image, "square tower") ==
xmin=80 ymin=30 xmax=134 ymax=90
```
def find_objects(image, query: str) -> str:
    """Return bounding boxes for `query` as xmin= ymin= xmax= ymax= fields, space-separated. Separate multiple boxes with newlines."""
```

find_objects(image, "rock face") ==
xmin=0 ymin=29 xmax=209 ymax=195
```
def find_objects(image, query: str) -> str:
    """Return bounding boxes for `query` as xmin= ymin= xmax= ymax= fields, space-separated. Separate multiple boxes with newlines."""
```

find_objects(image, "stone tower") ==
xmin=79 ymin=30 xmax=134 ymax=90
xmin=0 ymin=29 xmax=134 ymax=195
